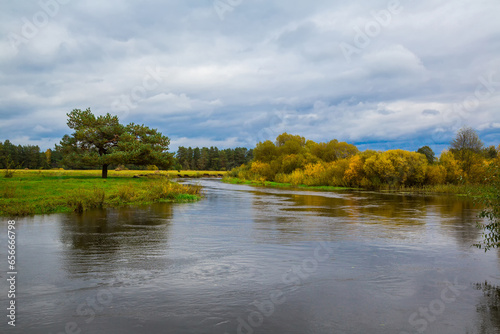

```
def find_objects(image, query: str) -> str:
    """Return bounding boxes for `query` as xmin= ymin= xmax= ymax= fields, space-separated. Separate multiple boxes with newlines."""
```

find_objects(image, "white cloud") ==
xmin=0 ymin=0 xmax=499 ymax=153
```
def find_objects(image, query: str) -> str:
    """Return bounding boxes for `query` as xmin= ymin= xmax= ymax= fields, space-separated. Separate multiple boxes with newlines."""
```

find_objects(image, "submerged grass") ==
xmin=0 ymin=169 xmax=204 ymax=217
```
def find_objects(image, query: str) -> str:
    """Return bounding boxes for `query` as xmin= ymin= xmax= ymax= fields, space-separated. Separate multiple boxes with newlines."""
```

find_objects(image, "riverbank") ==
xmin=222 ymin=177 xmax=352 ymax=191
xmin=222 ymin=176 xmax=486 ymax=196
xmin=0 ymin=169 xmax=215 ymax=217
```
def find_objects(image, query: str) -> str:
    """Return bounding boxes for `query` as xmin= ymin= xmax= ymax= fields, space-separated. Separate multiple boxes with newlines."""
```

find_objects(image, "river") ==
xmin=1 ymin=179 xmax=499 ymax=333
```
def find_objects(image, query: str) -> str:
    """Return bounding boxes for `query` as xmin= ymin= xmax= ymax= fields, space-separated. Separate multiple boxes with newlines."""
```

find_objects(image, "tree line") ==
xmin=175 ymin=146 xmax=253 ymax=171
xmin=0 ymin=140 xmax=253 ymax=173
xmin=229 ymin=129 xmax=499 ymax=188
xmin=0 ymin=140 xmax=63 ymax=169
xmin=1 ymin=109 xmax=253 ymax=175
xmin=2 ymin=109 xmax=497 ymax=185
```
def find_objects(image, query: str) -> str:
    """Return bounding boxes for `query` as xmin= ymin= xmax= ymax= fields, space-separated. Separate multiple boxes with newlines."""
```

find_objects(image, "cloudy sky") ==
xmin=1 ymin=0 xmax=499 ymax=153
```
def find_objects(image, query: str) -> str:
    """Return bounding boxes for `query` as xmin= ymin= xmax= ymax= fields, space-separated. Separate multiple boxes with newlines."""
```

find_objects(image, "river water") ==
xmin=1 ymin=179 xmax=499 ymax=334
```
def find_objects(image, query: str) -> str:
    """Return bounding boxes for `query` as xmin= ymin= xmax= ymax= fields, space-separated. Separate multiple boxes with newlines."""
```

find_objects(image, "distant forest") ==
xmin=0 ymin=140 xmax=252 ymax=171
xmin=175 ymin=146 xmax=253 ymax=171
xmin=0 ymin=140 xmax=60 ymax=169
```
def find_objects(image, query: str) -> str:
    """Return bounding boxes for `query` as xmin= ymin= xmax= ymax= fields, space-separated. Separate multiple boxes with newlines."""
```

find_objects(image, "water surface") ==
xmin=1 ymin=179 xmax=499 ymax=333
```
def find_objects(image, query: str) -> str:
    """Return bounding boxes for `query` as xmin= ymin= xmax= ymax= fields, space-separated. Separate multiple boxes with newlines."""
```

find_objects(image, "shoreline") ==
xmin=221 ymin=177 xmax=481 ymax=196
xmin=0 ymin=169 xmax=215 ymax=217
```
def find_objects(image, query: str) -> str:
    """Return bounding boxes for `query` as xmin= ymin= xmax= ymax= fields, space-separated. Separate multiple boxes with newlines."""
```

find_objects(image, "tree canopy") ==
xmin=417 ymin=146 xmax=435 ymax=164
xmin=0 ymin=140 xmax=45 ymax=169
xmin=57 ymin=108 xmax=172 ymax=178
xmin=451 ymin=126 xmax=484 ymax=153
xmin=450 ymin=126 xmax=484 ymax=177
xmin=231 ymin=129 xmax=498 ymax=189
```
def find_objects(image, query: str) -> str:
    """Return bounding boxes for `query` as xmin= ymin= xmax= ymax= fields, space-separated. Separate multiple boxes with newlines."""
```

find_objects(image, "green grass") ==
xmin=0 ymin=169 xmax=208 ymax=217
xmin=222 ymin=176 xmax=488 ymax=196
xmin=222 ymin=177 xmax=351 ymax=191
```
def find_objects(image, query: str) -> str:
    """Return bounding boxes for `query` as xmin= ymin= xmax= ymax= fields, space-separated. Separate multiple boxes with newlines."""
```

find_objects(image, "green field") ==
xmin=0 ymin=169 xmax=226 ymax=217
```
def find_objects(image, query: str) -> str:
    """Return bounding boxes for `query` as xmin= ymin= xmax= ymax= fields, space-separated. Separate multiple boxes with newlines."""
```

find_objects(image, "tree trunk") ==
xmin=102 ymin=164 xmax=108 ymax=179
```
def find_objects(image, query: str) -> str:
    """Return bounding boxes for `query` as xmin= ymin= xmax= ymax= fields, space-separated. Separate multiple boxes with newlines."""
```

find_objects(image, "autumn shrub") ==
xmin=363 ymin=150 xmax=427 ymax=187
xmin=363 ymin=152 xmax=386 ymax=186
xmin=274 ymin=173 xmax=288 ymax=184
xmin=229 ymin=164 xmax=252 ymax=179
xmin=285 ymin=169 xmax=306 ymax=186
xmin=227 ymin=132 xmax=498 ymax=190
xmin=253 ymin=140 xmax=279 ymax=163
xmin=343 ymin=155 xmax=365 ymax=186
xmin=325 ymin=159 xmax=350 ymax=186
xmin=303 ymin=162 xmax=326 ymax=186
xmin=250 ymin=161 xmax=275 ymax=181
xmin=425 ymin=164 xmax=447 ymax=185
xmin=468 ymin=160 xmax=489 ymax=184
xmin=439 ymin=150 xmax=462 ymax=184
xmin=281 ymin=154 xmax=305 ymax=174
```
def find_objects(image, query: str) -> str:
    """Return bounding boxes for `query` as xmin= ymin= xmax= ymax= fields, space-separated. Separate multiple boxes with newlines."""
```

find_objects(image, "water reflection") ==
xmin=474 ymin=281 xmax=500 ymax=332
xmin=437 ymin=199 xmax=482 ymax=250
xmin=249 ymin=190 xmax=367 ymax=243
xmin=3 ymin=180 xmax=500 ymax=334
xmin=250 ymin=189 xmax=483 ymax=247
xmin=59 ymin=203 xmax=174 ymax=275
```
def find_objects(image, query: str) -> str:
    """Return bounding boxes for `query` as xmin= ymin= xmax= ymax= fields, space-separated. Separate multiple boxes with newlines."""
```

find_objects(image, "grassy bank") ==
xmin=222 ymin=176 xmax=487 ymax=196
xmin=222 ymin=177 xmax=351 ymax=191
xmin=0 ymin=169 xmax=212 ymax=217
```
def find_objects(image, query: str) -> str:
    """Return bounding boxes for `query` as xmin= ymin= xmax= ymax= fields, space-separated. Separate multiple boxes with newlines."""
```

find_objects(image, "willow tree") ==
xmin=57 ymin=108 xmax=173 ymax=178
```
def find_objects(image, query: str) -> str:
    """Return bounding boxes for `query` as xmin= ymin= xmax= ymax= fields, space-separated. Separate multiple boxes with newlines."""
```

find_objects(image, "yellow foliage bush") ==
xmin=363 ymin=150 xmax=427 ymax=186
xmin=286 ymin=169 xmax=306 ymax=186
xmin=250 ymin=161 xmax=274 ymax=181
xmin=426 ymin=165 xmax=447 ymax=185
xmin=302 ymin=162 xmax=328 ymax=185
xmin=304 ymin=162 xmax=325 ymax=177
xmin=281 ymin=154 xmax=305 ymax=174
xmin=439 ymin=150 xmax=462 ymax=184
xmin=468 ymin=159 xmax=489 ymax=184
xmin=274 ymin=173 xmax=287 ymax=183
xmin=344 ymin=155 xmax=365 ymax=186
xmin=325 ymin=159 xmax=350 ymax=186
xmin=231 ymin=132 xmax=496 ymax=189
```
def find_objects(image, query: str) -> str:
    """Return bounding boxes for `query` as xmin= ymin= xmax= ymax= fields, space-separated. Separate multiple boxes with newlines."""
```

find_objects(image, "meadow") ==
xmin=0 ymin=169 xmax=225 ymax=217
